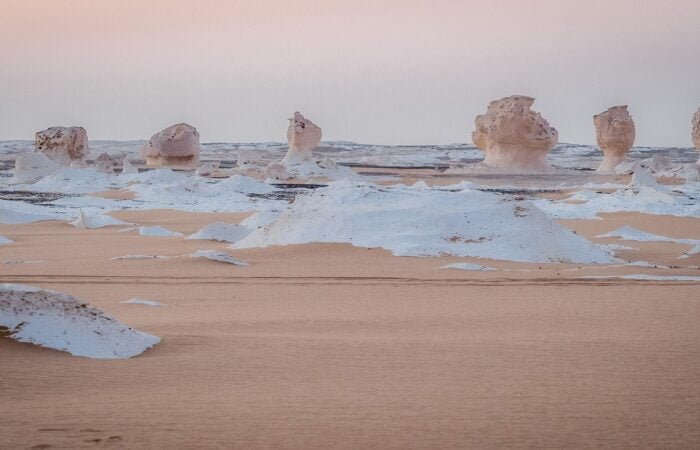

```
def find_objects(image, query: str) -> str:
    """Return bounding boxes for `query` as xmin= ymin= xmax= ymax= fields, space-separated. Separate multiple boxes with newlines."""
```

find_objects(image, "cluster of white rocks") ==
xmin=11 ymin=105 xmax=700 ymax=181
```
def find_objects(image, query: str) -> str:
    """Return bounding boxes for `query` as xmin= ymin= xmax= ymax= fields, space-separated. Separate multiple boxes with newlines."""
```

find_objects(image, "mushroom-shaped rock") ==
xmin=472 ymin=96 xmax=558 ymax=172
xmin=594 ymin=106 xmax=636 ymax=173
xmin=140 ymin=123 xmax=201 ymax=169
xmin=12 ymin=153 xmax=60 ymax=184
xmin=265 ymin=162 xmax=292 ymax=180
xmin=281 ymin=112 xmax=322 ymax=166
xmin=35 ymin=126 xmax=89 ymax=165
xmin=693 ymin=108 xmax=700 ymax=152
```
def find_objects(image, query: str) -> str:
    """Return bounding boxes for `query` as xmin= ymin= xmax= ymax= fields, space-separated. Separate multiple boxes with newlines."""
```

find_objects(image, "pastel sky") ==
xmin=1 ymin=0 xmax=699 ymax=146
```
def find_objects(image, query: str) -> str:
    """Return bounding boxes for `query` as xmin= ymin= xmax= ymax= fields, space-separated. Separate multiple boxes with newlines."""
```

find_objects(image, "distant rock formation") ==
xmin=281 ymin=112 xmax=322 ymax=166
xmin=693 ymin=108 xmax=700 ymax=151
xmin=12 ymin=152 xmax=60 ymax=184
xmin=141 ymin=123 xmax=201 ymax=169
xmin=594 ymin=106 xmax=636 ymax=173
xmin=35 ymin=126 xmax=89 ymax=165
xmin=472 ymin=96 xmax=558 ymax=172
xmin=95 ymin=152 xmax=116 ymax=174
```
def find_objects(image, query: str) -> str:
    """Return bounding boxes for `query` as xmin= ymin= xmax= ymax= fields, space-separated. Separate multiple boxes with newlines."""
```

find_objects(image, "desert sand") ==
xmin=2 ymin=207 xmax=699 ymax=448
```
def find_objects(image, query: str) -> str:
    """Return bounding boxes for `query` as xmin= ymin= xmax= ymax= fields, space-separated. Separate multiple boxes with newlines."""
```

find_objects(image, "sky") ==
xmin=1 ymin=0 xmax=699 ymax=146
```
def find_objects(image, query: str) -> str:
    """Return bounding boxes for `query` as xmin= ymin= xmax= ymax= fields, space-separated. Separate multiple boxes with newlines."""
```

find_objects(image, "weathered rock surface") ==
xmin=282 ymin=112 xmax=322 ymax=166
xmin=141 ymin=123 xmax=201 ymax=169
xmin=0 ymin=284 xmax=159 ymax=359
xmin=472 ymin=96 xmax=558 ymax=172
xmin=35 ymin=126 xmax=89 ymax=165
xmin=594 ymin=106 xmax=636 ymax=173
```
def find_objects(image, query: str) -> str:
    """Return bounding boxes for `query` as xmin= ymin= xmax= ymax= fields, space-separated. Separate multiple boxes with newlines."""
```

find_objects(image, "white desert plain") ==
xmin=1 ymin=103 xmax=699 ymax=448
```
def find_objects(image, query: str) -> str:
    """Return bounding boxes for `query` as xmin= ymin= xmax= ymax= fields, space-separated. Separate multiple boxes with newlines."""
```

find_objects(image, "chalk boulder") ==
xmin=594 ymin=106 xmax=636 ymax=173
xmin=12 ymin=153 xmax=60 ymax=184
xmin=282 ymin=112 xmax=322 ymax=166
xmin=472 ymin=96 xmax=558 ymax=172
xmin=141 ymin=123 xmax=200 ymax=169
xmin=35 ymin=126 xmax=89 ymax=165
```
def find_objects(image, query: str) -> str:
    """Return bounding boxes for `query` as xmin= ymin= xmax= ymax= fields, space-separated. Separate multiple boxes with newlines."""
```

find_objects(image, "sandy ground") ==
xmin=1 ymin=210 xmax=700 ymax=448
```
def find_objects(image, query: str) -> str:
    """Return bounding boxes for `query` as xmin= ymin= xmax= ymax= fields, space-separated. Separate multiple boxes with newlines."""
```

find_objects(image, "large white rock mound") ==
xmin=281 ymin=112 xmax=322 ymax=166
xmin=11 ymin=152 xmax=60 ymax=184
xmin=35 ymin=126 xmax=89 ymax=165
xmin=141 ymin=123 xmax=201 ymax=169
xmin=472 ymin=95 xmax=558 ymax=172
xmin=234 ymin=181 xmax=615 ymax=264
xmin=0 ymin=284 xmax=160 ymax=359
xmin=594 ymin=106 xmax=636 ymax=173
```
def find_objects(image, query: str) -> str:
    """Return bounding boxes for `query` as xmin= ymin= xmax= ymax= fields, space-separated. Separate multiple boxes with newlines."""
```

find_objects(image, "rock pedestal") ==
xmin=472 ymin=96 xmax=558 ymax=172
xmin=281 ymin=112 xmax=322 ymax=166
xmin=594 ymin=106 xmax=636 ymax=173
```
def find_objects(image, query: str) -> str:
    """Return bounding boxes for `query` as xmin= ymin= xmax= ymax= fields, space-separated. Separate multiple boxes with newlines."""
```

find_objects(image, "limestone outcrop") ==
xmin=281 ymin=112 xmax=322 ymax=166
xmin=472 ymin=96 xmax=558 ymax=172
xmin=594 ymin=106 xmax=636 ymax=173
xmin=141 ymin=123 xmax=200 ymax=169
xmin=35 ymin=126 xmax=89 ymax=165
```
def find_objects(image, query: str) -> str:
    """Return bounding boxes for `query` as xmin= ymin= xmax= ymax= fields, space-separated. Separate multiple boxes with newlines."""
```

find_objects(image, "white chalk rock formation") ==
xmin=11 ymin=152 xmax=60 ymax=184
xmin=0 ymin=284 xmax=160 ymax=359
xmin=594 ymin=106 xmax=636 ymax=173
xmin=281 ymin=112 xmax=322 ymax=166
xmin=472 ymin=96 xmax=558 ymax=172
xmin=196 ymin=162 xmax=220 ymax=177
xmin=141 ymin=123 xmax=201 ymax=169
xmin=265 ymin=162 xmax=292 ymax=180
xmin=95 ymin=153 xmax=116 ymax=174
xmin=35 ymin=126 xmax=89 ymax=165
